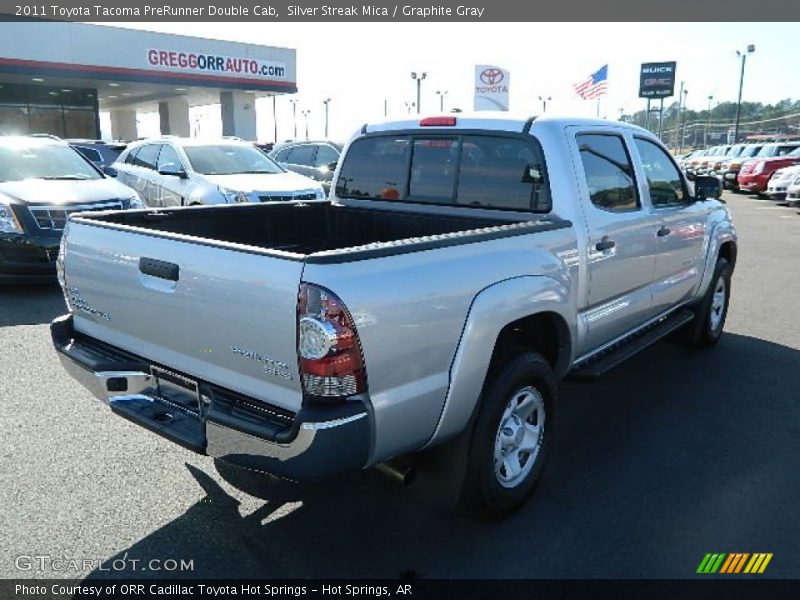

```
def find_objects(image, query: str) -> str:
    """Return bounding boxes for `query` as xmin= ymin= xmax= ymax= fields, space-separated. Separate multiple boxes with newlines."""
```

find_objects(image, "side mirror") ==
xmin=327 ymin=161 xmax=338 ymax=172
xmin=158 ymin=165 xmax=187 ymax=179
xmin=694 ymin=175 xmax=723 ymax=200
xmin=103 ymin=165 xmax=118 ymax=178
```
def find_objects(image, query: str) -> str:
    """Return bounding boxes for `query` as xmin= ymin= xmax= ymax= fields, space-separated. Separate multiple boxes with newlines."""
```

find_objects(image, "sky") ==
xmin=103 ymin=22 xmax=800 ymax=143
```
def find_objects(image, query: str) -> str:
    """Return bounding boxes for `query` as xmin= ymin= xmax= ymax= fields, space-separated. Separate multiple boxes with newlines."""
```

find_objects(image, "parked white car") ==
xmin=786 ymin=172 xmax=800 ymax=206
xmin=109 ymin=137 xmax=326 ymax=207
xmin=766 ymin=165 xmax=800 ymax=201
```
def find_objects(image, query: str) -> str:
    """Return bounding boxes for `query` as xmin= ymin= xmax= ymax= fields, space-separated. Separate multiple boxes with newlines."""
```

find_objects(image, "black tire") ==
xmin=681 ymin=257 xmax=732 ymax=348
xmin=464 ymin=352 xmax=556 ymax=516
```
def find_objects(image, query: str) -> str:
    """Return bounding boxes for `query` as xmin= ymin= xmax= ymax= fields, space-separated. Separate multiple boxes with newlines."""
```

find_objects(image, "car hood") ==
xmin=772 ymin=165 xmax=800 ymax=179
xmin=750 ymin=155 xmax=800 ymax=165
xmin=0 ymin=178 xmax=135 ymax=206
xmin=203 ymin=171 xmax=321 ymax=193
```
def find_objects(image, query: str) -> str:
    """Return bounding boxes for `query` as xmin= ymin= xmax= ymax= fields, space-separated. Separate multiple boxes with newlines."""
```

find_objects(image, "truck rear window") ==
xmin=336 ymin=133 xmax=551 ymax=212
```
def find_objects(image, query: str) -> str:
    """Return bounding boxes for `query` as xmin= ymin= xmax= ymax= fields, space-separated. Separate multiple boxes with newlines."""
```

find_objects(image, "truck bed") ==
xmin=77 ymin=201 xmax=564 ymax=263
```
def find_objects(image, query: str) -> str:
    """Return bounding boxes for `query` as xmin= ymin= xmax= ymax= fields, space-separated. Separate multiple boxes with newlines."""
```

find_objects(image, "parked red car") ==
xmin=738 ymin=145 xmax=800 ymax=194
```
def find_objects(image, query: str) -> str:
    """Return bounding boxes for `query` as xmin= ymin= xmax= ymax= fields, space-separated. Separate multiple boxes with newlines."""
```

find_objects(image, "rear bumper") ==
xmin=51 ymin=314 xmax=371 ymax=482
xmin=0 ymin=233 xmax=60 ymax=283
xmin=737 ymin=174 xmax=768 ymax=192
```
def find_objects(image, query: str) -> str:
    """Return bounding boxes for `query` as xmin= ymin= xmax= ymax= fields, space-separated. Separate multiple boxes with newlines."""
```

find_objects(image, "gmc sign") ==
xmin=639 ymin=61 xmax=677 ymax=98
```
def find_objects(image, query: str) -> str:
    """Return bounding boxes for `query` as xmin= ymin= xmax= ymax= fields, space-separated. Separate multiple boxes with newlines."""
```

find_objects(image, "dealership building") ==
xmin=0 ymin=22 xmax=297 ymax=140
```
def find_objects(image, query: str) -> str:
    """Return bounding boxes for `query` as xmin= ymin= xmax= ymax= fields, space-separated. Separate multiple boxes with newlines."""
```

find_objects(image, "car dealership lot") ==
xmin=1 ymin=192 xmax=799 ymax=579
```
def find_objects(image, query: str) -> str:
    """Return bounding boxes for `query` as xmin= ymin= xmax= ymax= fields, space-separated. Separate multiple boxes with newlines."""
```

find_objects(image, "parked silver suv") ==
xmin=110 ymin=137 xmax=326 ymax=207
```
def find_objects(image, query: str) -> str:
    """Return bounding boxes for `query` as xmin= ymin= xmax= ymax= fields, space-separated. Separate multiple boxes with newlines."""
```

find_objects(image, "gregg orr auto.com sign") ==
xmin=147 ymin=49 xmax=287 ymax=80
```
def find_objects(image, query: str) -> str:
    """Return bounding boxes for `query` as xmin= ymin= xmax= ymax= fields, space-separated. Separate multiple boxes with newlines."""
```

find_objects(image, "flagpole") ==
xmin=596 ymin=97 xmax=600 ymax=118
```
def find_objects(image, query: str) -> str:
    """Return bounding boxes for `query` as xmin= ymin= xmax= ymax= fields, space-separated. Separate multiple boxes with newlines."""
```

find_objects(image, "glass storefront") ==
xmin=0 ymin=83 xmax=99 ymax=138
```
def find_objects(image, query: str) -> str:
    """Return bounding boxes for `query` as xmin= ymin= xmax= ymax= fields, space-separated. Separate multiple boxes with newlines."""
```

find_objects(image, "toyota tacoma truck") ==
xmin=51 ymin=115 xmax=737 ymax=515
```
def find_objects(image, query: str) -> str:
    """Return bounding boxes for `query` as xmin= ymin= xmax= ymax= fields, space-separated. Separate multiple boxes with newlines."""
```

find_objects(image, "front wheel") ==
xmin=465 ymin=352 xmax=556 ymax=516
xmin=682 ymin=257 xmax=732 ymax=347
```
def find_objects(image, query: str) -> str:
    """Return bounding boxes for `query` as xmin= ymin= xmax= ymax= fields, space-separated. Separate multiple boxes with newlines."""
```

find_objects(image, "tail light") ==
xmin=420 ymin=116 xmax=456 ymax=126
xmin=297 ymin=283 xmax=366 ymax=403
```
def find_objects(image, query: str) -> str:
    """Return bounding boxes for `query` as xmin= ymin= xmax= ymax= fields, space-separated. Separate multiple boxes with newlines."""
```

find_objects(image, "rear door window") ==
xmin=576 ymin=133 xmax=639 ymax=212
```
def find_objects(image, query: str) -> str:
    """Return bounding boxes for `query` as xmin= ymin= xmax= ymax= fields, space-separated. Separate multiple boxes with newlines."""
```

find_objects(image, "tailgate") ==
xmin=63 ymin=220 xmax=304 ymax=413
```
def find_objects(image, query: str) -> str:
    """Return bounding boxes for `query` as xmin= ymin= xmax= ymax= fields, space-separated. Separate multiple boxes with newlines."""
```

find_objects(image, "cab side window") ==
xmin=577 ymin=133 xmax=638 ymax=212
xmin=634 ymin=138 xmax=686 ymax=206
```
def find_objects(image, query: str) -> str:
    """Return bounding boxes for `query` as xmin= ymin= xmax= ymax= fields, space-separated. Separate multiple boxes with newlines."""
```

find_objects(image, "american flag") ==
xmin=573 ymin=65 xmax=608 ymax=100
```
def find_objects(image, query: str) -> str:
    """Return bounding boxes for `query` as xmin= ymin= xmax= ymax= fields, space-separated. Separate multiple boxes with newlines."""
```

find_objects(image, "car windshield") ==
xmin=741 ymin=146 xmax=762 ymax=157
xmin=0 ymin=141 xmax=102 ymax=182
xmin=756 ymin=145 xmax=779 ymax=158
xmin=788 ymin=147 xmax=800 ymax=157
xmin=183 ymin=144 xmax=284 ymax=175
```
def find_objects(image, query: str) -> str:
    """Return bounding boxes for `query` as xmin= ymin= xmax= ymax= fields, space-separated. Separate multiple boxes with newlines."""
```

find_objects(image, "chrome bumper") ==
xmin=51 ymin=314 xmax=371 ymax=482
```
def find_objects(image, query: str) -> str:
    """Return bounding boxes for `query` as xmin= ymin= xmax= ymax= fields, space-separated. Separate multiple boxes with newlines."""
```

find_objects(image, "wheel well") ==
xmin=719 ymin=241 xmax=737 ymax=269
xmin=487 ymin=312 xmax=571 ymax=382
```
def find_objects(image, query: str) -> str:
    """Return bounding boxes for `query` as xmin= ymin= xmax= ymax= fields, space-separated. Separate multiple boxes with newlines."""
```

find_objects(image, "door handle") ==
xmin=656 ymin=226 xmax=672 ymax=237
xmin=595 ymin=237 xmax=616 ymax=252
xmin=139 ymin=257 xmax=180 ymax=282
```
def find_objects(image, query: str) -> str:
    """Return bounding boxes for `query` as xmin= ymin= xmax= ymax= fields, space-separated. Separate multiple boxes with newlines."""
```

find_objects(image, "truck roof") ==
xmin=363 ymin=112 xmax=649 ymax=136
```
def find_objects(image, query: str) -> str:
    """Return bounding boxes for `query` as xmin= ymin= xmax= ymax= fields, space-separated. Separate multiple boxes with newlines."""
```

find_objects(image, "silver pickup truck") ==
xmin=51 ymin=115 xmax=737 ymax=515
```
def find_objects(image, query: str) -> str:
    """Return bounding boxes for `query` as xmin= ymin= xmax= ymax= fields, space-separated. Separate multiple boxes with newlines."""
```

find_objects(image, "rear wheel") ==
xmin=464 ymin=352 xmax=556 ymax=515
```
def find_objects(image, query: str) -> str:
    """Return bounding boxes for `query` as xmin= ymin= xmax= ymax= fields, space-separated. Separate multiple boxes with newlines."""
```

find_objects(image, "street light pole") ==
xmin=301 ymin=109 xmax=310 ymax=140
xmin=272 ymin=95 xmax=277 ymax=143
xmin=734 ymin=45 xmax=755 ymax=143
xmin=705 ymin=94 xmax=713 ymax=149
xmin=436 ymin=90 xmax=448 ymax=112
xmin=538 ymin=95 xmax=551 ymax=113
xmin=322 ymin=98 xmax=331 ymax=138
xmin=289 ymin=98 xmax=298 ymax=140
xmin=674 ymin=80 xmax=684 ymax=149
xmin=411 ymin=71 xmax=427 ymax=114
xmin=679 ymin=88 xmax=688 ymax=154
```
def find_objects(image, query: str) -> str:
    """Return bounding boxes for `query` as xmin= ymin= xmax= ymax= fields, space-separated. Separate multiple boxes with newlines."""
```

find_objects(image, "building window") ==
xmin=0 ymin=83 xmax=98 ymax=138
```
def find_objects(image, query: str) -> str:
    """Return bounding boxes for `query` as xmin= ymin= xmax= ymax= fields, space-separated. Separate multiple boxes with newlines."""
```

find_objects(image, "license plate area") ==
xmin=151 ymin=366 xmax=201 ymax=416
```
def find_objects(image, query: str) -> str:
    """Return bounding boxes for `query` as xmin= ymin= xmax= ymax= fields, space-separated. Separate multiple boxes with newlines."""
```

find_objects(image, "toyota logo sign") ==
xmin=474 ymin=64 xmax=510 ymax=111
xmin=480 ymin=68 xmax=504 ymax=85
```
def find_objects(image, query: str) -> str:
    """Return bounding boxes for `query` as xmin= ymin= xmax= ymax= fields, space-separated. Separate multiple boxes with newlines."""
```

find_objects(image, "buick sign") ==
xmin=639 ymin=61 xmax=677 ymax=98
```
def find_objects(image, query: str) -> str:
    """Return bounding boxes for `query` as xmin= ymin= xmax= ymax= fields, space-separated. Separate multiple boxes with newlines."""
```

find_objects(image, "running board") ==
xmin=568 ymin=308 xmax=695 ymax=382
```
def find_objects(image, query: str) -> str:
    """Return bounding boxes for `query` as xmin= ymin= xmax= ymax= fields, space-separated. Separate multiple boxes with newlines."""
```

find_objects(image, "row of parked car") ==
xmin=678 ymin=141 xmax=800 ymax=204
xmin=0 ymin=134 xmax=343 ymax=283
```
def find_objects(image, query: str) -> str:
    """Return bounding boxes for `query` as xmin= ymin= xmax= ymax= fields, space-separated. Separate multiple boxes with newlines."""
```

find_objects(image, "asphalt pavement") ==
xmin=1 ymin=192 xmax=798 ymax=579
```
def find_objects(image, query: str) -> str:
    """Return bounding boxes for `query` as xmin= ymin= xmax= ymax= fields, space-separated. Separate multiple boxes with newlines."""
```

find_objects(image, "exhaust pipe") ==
xmin=376 ymin=461 xmax=416 ymax=486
